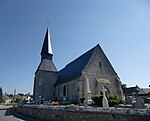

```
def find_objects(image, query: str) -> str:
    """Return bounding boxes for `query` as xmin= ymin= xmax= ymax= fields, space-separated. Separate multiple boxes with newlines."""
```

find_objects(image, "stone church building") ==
xmin=33 ymin=28 xmax=123 ymax=103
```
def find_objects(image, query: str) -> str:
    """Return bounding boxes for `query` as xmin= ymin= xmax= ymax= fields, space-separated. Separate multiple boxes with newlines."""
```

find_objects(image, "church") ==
xmin=33 ymin=28 xmax=123 ymax=104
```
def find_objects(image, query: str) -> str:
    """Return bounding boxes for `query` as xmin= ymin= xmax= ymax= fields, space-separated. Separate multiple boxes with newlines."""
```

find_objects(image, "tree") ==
xmin=0 ymin=96 xmax=4 ymax=103
xmin=18 ymin=93 xmax=24 ymax=97
xmin=8 ymin=94 xmax=13 ymax=98
xmin=15 ymin=98 xmax=23 ymax=103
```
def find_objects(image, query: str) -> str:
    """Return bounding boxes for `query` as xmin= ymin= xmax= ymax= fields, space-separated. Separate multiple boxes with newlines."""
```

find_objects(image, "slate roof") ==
xmin=3 ymin=95 xmax=12 ymax=100
xmin=36 ymin=28 xmax=57 ymax=73
xmin=55 ymin=44 xmax=100 ymax=85
xmin=141 ymin=88 xmax=150 ymax=94
xmin=41 ymin=28 xmax=53 ymax=55
xmin=36 ymin=59 xmax=57 ymax=72
xmin=123 ymin=86 xmax=146 ymax=95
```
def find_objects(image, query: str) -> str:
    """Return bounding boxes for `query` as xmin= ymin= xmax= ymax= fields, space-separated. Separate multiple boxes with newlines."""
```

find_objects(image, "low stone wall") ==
xmin=15 ymin=105 xmax=150 ymax=121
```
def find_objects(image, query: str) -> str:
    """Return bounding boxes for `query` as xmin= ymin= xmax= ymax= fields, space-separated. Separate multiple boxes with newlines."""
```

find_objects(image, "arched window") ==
xmin=99 ymin=61 xmax=102 ymax=68
xmin=63 ymin=85 xmax=66 ymax=96
xmin=58 ymin=87 xmax=60 ymax=97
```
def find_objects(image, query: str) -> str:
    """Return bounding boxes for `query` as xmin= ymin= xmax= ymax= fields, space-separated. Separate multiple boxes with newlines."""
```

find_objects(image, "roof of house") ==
xmin=15 ymin=95 xmax=26 ymax=100
xmin=3 ymin=95 xmax=12 ymax=100
xmin=142 ymin=88 xmax=150 ymax=94
xmin=123 ymin=85 xmax=146 ymax=95
xmin=55 ymin=44 xmax=100 ymax=85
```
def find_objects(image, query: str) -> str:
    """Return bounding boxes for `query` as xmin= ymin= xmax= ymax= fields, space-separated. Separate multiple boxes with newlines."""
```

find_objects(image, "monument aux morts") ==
xmin=33 ymin=28 xmax=123 ymax=103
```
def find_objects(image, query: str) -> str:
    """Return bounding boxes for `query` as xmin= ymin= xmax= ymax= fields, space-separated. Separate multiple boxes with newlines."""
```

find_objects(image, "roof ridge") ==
xmin=56 ymin=44 xmax=99 ymax=85
xmin=62 ymin=44 xmax=98 ymax=69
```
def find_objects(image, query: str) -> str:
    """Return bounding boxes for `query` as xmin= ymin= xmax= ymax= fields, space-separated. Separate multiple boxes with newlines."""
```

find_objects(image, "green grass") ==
xmin=2 ymin=103 xmax=14 ymax=106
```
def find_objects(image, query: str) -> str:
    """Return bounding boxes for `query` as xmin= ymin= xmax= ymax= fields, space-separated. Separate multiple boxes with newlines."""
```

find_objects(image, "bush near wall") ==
xmin=108 ymin=95 xmax=125 ymax=107
xmin=79 ymin=97 xmax=85 ymax=103
xmin=80 ymin=95 xmax=124 ymax=107
xmin=92 ymin=95 xmax=103 ymax=106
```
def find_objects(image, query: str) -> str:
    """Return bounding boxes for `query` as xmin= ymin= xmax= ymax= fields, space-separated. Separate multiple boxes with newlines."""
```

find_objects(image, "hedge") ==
xmin=79 ymin=95 xmax=124 ymax=107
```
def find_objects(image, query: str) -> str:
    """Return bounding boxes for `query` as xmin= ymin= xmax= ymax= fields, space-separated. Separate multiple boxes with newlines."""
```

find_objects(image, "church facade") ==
xmin=33 ymin=28 xmax=123 ymax=103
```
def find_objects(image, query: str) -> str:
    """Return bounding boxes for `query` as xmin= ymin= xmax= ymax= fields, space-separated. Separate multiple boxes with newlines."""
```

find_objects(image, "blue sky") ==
xmin=0 ymin=0 xmax=150 ymax=94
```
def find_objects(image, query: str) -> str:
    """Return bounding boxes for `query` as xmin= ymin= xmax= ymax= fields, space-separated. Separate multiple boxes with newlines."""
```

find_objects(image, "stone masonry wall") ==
xmin=83 ymin=45 xmax=124 ymax=97
xmin=34 ymin=71 xmax=57 ymax=102
xmin=56 ymin=78 xmax=80 ymax=103
xmin=15 ymin=105 xmax=150 ymax=121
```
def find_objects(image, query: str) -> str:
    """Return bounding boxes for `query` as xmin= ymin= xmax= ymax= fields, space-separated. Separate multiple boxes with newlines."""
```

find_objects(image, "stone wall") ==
xmin=82 ymin=45 xmax=123 ymax=97
xmin=55 ymin=78 xmax=80 ymax=103
xmin=15 ymin=105 xmax=150 ymax=121
xmin=34 ymin=71 xmax=57 ymax=102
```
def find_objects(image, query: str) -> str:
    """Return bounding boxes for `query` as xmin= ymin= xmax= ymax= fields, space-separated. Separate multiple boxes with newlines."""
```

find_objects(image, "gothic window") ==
xmin=63 ymin=85 xmax=67 ymax=96
xmin=58 ymin=87 xmax=60 ymax=97
xmin=67 ymin=84 xmax=69 ymax=97
xmin=99 ymin=61 xmax=102 ymax=68
xmin=100 ymin=91 xmax=103 ymax=95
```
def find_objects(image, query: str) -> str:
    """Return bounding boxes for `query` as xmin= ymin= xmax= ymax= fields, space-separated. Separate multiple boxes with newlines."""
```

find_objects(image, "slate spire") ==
xmin=35 ymin=28 xmax=57 ymax=72
xmin=41 ymin=28 xmax=53 ymax=60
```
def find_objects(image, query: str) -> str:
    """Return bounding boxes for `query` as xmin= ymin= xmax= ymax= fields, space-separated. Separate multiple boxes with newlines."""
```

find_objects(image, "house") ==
xmin=3 ymin=95 xmax=12 ymax=104
xmin=142 ymin=88 xmax=150 ymax=94
xmin=122 ymin=85 xmax=146 ymax=96
xmin=33 ymin=28 xmax=123 ymax=104
xmin=122 ymin=85 xmax=150 ymax=104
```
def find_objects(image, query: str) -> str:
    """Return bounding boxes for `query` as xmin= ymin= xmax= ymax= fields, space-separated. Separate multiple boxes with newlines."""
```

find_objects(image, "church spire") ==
xmin=35 ymin=27 xmax=57 ymax=72
xmin=41 ymin=28 xmax=53 ymax=60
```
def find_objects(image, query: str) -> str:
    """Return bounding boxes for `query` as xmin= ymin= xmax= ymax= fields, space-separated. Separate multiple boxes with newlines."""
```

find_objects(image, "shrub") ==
xmin=0 ymin=96 xmax=4 ymax=103
xmin=108 ymin=95 xmax=125 ymax=107
xmin=91 ymin=95 xmax=124 ymax=107
xmin=92 ymin=95 xmax=103 ymax=106
xmin=15 ymin=98 xmax=23 ymax=103
xmin=79 ymin=97 xmax=85 ymax=103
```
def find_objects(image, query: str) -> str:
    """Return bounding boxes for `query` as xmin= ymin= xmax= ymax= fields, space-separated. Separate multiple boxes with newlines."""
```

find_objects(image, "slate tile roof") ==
xmin=141 ymin=88 xmax=150 ymax=94
xmin=41 ymin=28 xmax=53 ymax=55
xmin=36 ymin=59 xmax=57 ymax=72
xmin=36 ymin=28 xmax=57 ymax=73
xmin=55 ymin=44 xmax=100 ymax=85
xmin=123 ymin=85 xmax=146 ymax=95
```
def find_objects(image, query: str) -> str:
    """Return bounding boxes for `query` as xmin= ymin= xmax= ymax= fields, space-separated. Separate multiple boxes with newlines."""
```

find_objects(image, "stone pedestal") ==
xmin=125 ymin=96 xmax=132 ymax=104
xmin=84 ymin=76 xmax=93 ymax=105
xmin=102 ymin=96 xmax=109 ymax=107
xmin=102 ymin=86 xmax=109 ymax=108
xmin=134 ymin=96 xmax=145 ymax=109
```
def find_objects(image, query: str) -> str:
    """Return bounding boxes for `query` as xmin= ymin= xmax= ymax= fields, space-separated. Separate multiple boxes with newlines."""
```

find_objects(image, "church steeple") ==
xmin=33 ymin=27 xmax=57 ymax=102
xmin=41 ymin=28 xmax=53 ymax=60
xmin=36 ymin=28 xmax=57 ymax=72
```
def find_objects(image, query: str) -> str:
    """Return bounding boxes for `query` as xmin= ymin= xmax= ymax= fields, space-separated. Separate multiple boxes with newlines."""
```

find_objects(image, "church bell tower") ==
xmin=33 ymin=28 xmax=57 ymax=103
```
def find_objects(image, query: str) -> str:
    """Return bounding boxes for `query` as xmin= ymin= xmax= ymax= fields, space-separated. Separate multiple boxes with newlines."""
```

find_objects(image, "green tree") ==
xmin=15 ymin=98 xmax=23 ymax=103
xmin=0 ymin=96 xmax=4 ymax=103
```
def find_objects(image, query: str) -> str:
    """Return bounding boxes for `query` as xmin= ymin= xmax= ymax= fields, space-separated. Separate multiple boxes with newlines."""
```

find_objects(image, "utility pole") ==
xmin=13 ymin=89 xmax=16 ymax=107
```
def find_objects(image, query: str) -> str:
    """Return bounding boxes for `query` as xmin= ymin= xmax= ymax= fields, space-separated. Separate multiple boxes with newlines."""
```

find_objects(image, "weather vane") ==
xmin=47 ymin=21 xmax=50 ymax=28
